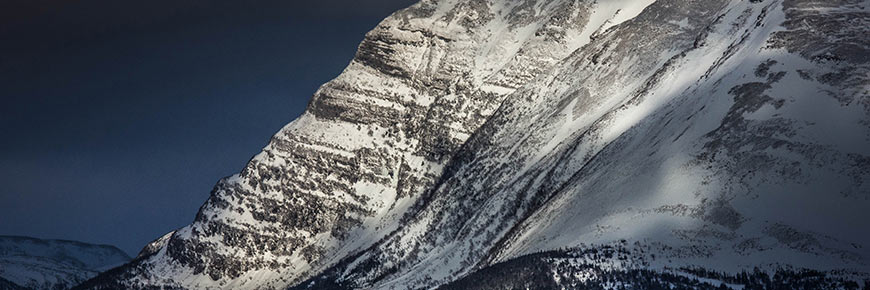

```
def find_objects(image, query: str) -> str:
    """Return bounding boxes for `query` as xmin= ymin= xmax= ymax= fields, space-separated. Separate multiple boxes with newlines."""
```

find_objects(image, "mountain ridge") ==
xmin=79 ymin=0 xmax=870 ymax=289
xmin=0 ymin=235 xmax=130 ymax=290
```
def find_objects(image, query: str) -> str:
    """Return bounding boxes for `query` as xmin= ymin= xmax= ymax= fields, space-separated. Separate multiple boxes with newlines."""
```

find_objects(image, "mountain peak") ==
xmin=79 ymin=0 xmax=870 ymax=289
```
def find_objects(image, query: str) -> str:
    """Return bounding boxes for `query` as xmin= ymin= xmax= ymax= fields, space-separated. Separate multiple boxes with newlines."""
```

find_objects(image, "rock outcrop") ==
xmin=80 ymin=0 xmax=870 ymax=289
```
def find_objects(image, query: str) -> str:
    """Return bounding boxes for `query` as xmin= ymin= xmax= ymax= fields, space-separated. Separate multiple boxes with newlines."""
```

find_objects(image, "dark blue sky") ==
xmin=0 ymin=0 xmax=416 ymax=255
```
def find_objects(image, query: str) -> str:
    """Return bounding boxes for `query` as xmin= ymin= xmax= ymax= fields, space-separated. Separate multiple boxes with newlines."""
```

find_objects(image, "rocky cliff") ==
xmin=79 ymin=0 xmax=870 ymax=289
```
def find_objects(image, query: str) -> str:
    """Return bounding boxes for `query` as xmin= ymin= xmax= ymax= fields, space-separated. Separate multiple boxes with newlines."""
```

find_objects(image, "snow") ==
xmin=107 ymin=0 xmax=870 ymax=288
xmin=491 ymin=0 xmax=870 ymax=277
xmin=580 ymin=0 xmax=658 ymax=44
xmin=0 ymin=236 xmax=131 ymax=289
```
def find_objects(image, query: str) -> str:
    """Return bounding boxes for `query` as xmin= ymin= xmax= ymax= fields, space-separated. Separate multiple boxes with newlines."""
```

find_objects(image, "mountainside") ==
xmin=80 ymin=0 xmax=870 ymax=289
xmin=0 ymin=236 xmax=130 ymax=289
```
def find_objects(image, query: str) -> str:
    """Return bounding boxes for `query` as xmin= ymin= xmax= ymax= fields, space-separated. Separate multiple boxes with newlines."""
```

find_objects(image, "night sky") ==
xmin=0 ymin=0 xmax=417 ymax=255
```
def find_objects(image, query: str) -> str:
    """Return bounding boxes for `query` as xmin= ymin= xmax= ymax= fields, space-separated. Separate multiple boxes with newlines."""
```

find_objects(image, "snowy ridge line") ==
xmin=78 ymin=0 xmax=870 ymax=289
xmin=0 ymin=236 xmax=131 ymax=290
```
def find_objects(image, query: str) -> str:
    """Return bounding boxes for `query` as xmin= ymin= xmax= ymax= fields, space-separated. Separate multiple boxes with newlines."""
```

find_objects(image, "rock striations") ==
xmin=79 ymin=0 xmax=870 ymax=289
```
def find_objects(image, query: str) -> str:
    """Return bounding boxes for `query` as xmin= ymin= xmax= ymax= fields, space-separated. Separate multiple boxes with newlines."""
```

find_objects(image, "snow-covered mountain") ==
xmin=0 ymin=236 xmax=130 ymax=289
xmin=79 ymin=0 xmax=870 ymax=289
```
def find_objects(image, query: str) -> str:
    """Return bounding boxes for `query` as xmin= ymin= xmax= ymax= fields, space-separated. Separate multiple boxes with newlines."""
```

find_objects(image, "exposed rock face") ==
xmin=80 ymin=0 xmax=870 ymax=289
xmin=0 ymin=236 xmax=130 ymax=290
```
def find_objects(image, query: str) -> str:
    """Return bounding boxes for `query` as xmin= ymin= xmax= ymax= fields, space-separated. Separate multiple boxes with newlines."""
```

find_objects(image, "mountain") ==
xmin=0 ymin=236 xmax=130 ymax=289
xmin=79 ymin=0 xmax=870 ymax=289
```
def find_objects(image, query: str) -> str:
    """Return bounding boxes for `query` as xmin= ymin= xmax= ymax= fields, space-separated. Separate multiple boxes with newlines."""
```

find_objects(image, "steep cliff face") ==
xmin=82 ymin=1 xmax=614 ymax=289
xmin=293 ymin=0 xmax=870 ymax=288
xmin=82 ymin=0 xmax=870 ymax=289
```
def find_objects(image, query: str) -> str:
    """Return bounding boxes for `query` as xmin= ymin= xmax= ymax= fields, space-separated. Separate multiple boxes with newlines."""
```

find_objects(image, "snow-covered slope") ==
xmin=80 ymin=0 xmax=870 ymax=289
xmin=0 ymin=236 xmax=130 ymax=289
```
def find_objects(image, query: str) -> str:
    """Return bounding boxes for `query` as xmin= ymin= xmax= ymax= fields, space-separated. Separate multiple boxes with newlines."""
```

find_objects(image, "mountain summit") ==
xmin=80 ymin=0 xmax=870 ymax=289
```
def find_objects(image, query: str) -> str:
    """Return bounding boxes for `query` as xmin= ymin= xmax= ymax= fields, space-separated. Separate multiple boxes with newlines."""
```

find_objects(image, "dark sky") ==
xmin=0 ymin=0 xmax=417 ymax=255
